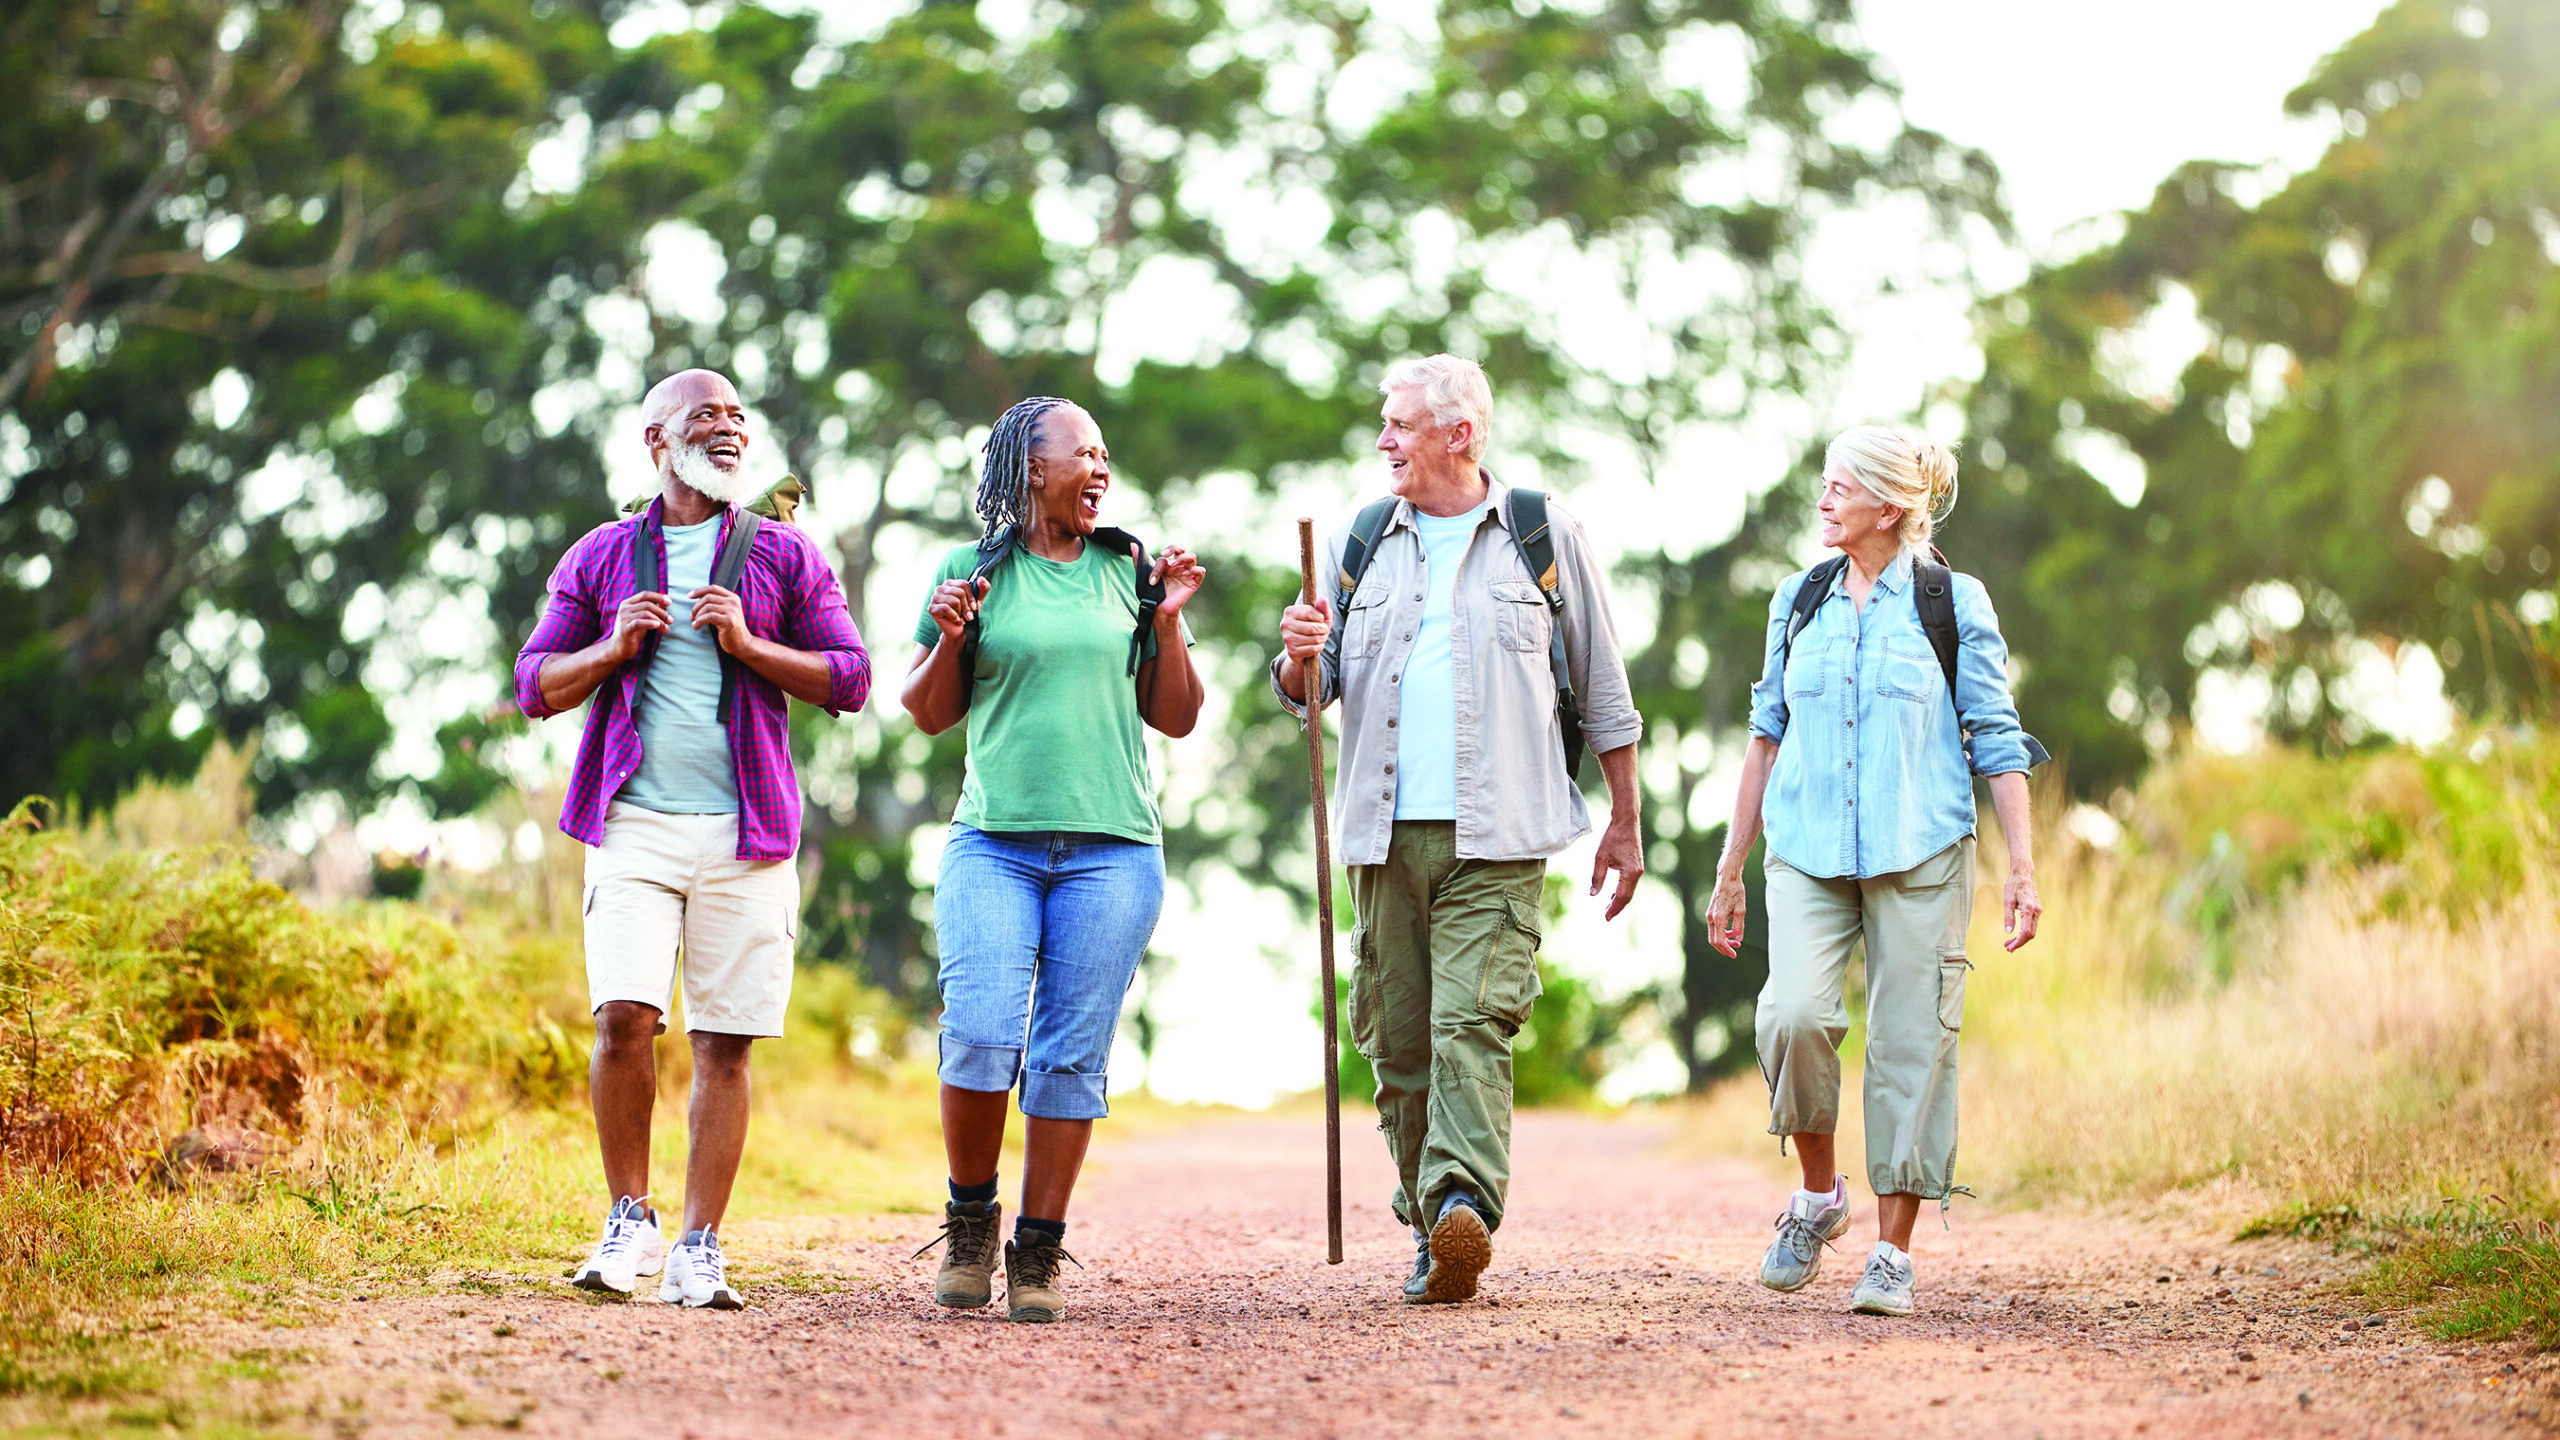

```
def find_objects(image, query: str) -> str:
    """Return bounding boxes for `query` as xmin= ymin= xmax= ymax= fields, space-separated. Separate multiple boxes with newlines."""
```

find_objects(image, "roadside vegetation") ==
xmin=1688 ymin=725 xmax=2560 ymax=1348
xmin=0 ymin=753 xmax=948 ymax=1430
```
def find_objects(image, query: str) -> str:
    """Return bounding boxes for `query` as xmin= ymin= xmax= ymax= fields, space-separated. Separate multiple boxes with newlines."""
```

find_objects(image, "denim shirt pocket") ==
xmin=1783 ymin=635 xmax=1829 ymax=699
xmin=1877 ymin=636 xmax=1941 ymax=703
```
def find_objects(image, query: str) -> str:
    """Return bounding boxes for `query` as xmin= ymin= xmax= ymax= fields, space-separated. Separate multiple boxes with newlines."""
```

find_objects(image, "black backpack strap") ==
xmin=1911 ymin=553 xmax=1960 ymax=701
xmin=955 ymin=527 xmax=1017 ymax=710
xmin=1783 ymin=555 xmax=1848 ymax=668
xmin=1503 ymin=488 xmax=1585 ymax=782
xmin=707 ymin=508 xmax=765 ymax=721
xmin=1314 ymin=497 xmax=1399 ymax=706
xmin=1088 ymin=525 xmax=1162 ymax=677
xmin=624 ymin=509 xmax=665 ymax=725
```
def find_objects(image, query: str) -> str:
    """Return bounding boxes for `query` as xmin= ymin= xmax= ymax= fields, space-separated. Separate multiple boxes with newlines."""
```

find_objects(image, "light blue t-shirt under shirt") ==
xmin=1393 ymin=503 xmax=1491 ymax=821
xmin=620 ymin=516 xmax=741 ymax=814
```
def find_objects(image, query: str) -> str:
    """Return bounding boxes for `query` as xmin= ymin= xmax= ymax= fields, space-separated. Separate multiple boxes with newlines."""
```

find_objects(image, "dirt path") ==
xmin=267 ymin=1112 xmax=2552 ymax=1437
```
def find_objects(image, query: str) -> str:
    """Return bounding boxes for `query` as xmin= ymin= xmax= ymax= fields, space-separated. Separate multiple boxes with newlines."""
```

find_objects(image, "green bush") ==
xmin=0 ymin=800 xmax=575 ymax=1181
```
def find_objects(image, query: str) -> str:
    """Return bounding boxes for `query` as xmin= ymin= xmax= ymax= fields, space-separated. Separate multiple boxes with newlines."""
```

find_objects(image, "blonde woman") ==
xmin=1706 ymin=425 xmax=2048 ymax=1317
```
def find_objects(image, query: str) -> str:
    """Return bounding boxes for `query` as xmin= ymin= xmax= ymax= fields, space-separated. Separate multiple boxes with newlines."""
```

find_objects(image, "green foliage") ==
xmin=0 ymin=798 xmax=574 ymax=1180
xmin=2363 ymin=1213 xmax=2560 ymax=1350
xmin=1953 ymin=0 xmax=2560 ymax=782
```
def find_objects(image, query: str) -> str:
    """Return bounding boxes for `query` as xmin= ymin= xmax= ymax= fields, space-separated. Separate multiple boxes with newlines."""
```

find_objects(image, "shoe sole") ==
xmin=1850 ymin=1294 xmax=1914 ymax=1317
xmin=1420 ymin=1207 xmax=1491 ymax=1304
xmin=572 ymin=1268 xmax=635 ymax=1296
xmin=934 ymin=1289 xmax=993 ymax=1310
xmin=1006 ymin=1303 xmax=1062 ymax=1323
xmin=1757 ymin=1207 xmax=1853 ymax=1293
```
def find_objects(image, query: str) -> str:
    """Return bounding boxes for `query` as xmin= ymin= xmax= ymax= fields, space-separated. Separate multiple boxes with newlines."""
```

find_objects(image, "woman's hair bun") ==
xmin=1915 ymin=438 xmax=1960 ymax=522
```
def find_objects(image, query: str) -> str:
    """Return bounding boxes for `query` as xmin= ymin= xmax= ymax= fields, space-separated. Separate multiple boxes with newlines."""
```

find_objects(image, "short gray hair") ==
xmin=1380 ymin=354 xmax=1493 ymax=462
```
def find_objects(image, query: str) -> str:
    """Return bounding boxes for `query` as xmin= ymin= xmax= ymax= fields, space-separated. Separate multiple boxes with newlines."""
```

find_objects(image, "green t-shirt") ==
xmin=912 ymin=539 xmax=1186 ymax=845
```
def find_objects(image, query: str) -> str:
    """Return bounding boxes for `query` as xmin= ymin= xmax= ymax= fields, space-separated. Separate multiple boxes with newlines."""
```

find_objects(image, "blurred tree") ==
xmin=1953 ymin=0 xmax=2560 ymax=782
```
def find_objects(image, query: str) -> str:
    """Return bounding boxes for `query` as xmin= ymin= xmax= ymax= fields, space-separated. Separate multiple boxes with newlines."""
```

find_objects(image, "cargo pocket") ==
xmin=1345 ymin=588 xmax=1392 ymax=661
xmin=1347 ymin=923 xmax=1386 ymax=1059
xmin=582 ymin=884 xmax=597 ymax=917
xmin=1937 ymin=956 xmax=1970 ymax=1032
xmin=1474 ymin=894 xmax=1546 ymax=1027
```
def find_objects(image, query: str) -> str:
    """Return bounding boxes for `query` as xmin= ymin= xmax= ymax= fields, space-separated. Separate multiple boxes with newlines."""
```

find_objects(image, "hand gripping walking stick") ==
xmin=1298 ymin=517 xmax=1345 ymax=1265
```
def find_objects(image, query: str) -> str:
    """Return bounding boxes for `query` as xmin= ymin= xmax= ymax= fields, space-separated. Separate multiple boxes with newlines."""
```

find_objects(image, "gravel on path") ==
xmin=274 ymin=1111 xmax=2555 ymax=1438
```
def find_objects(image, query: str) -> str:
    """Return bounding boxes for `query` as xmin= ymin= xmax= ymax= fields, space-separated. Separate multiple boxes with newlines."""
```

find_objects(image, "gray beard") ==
xmin=668 ymin=441 xmax=759 ymax=505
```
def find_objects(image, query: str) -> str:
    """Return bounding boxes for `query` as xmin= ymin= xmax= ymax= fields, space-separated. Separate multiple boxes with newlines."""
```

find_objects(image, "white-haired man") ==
xmin=1273 ymin=354 xmax=1644 ymax=1304
xmin=515 ymin=369 xmax=870 ymax=1308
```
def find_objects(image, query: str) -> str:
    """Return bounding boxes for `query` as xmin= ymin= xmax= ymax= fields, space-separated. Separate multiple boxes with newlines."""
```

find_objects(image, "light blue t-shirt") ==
xmin=1393 ymin=503 xmax=1490 ymax=821
xmin=620 ymin=516 xmax=741 ymax=815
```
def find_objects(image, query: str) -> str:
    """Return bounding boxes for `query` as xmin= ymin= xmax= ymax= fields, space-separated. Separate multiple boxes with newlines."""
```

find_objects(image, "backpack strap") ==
xmin=708 ymin=508 xmax=765 ymax=722
xmin=1502 ymin=488 xmax=1585 ymax=782
xmin=624 ymin=509 xmax=664 ymax=726
xmin=1910 ymin=551 xmax=1961 ymax=701
xmin=1314 ymin=497 xmax=1400 ymax=707
xmin=1783 ymin=555 xmax=1849 ymax=667
xmin=954 ymin=527 xmax=1018 ymax=710
xmin=1088 ymin=525 xmax=1163 ymax=678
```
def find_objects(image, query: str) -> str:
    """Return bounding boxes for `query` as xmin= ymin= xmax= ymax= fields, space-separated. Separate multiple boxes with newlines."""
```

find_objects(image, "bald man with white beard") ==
xmin=515 ymin=370 xmax=871 ymax=1308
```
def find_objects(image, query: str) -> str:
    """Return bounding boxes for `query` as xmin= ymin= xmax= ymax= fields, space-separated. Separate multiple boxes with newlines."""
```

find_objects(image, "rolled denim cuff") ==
xmin=1020 ymin=1067 xmax=1110 ymax=1121
xmin=937 ymin=1035 xmax=1022 ymax=1093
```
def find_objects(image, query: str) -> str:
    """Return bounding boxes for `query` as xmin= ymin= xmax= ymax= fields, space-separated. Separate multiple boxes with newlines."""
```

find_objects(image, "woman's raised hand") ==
xmin=1149 ymin=545 xmax=1208 ymax=618
xmin=927 ymin=577 xmax=988 ymax=643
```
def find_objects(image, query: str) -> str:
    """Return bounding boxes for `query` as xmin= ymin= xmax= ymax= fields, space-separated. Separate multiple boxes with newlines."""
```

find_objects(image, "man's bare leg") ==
xmin=591 ymin=1001 xmax=661 ymax=1202
xmin=679 ymin=1032 xmax=756 ymax=1234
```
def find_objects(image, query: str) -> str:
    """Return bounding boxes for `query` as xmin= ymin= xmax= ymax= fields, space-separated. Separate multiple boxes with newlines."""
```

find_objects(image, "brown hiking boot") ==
xmin=914 ymin=1200 xmax=1001 ymax=1309
xmin=1418 ymin=1196 xmax=1491 ymax=1304
xmin=1004 ymin=1230 xmax=1080 ymax=1324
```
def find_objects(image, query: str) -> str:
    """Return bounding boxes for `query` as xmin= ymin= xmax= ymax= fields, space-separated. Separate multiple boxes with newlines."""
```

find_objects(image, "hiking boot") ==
xmin=913 ymin=1200 xmax=1003 ymax=1310
xmin=660 ymin=1228 xmax=744 ymax=1310
xmin=1417 ymin=1194 xmax=1491 ymax=1304
xmin=1849 ymin=1242 xmax=1916 ymax=1317
xmin=1400 ymin=1230 xmax=1433 ymax=1304
xmin=571 ymin=1195 xmax=663 ymax=1296
xmin=1004 ymin=1231 xmax=1080 ymax=1324
xmin=1758 ymin=1176 xmax=1850 ymax=1293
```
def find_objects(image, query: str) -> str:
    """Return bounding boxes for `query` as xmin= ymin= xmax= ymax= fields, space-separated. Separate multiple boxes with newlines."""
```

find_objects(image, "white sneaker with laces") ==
xmin=1849 ymin=1241 xmax=1917 ymax=1316
xmin=660 ymin=1228 xmax=743 ymax=1310
xmin=1757 ymin=1176 xmax=1850 ymax=1292
xmin=571 ymin=1196 xmax=663 ymax=1295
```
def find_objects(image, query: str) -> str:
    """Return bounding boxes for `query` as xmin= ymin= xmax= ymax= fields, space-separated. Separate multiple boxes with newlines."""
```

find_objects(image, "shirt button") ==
xmin=1384 ymin=764 xmax=1395 ymax=775
xmin=1387 ymin=718 xmax=1397 ymax=728
xmin=1382 ymin=789 xmax=1394 ymax=801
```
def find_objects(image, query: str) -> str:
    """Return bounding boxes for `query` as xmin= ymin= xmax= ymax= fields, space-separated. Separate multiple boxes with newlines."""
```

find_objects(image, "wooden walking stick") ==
xmin=1297 ymin=517 xmax=1345 ymax=1265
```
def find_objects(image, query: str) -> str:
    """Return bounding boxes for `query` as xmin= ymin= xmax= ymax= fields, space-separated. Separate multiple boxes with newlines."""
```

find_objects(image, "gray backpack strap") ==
xmin=1502 ymin=488 xmax=1584 ymax=782
xmin=708 ymin=507 xmax=765 ymax=722
xmin=1315 ymin=497 xmax=1399 ymax=707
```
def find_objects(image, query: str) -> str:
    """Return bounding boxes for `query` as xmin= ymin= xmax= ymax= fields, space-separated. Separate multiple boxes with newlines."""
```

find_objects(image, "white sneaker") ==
xmin=1757 ymin=1177 xmax=1850 ymax=1292
xmin=571 ymin=1196 xmax=663 ymax=1295
xmin=660 ymin=1228 xmax=743 ymax=1310
xmin=1849 ymin=1242 xmax=1916 ymax=1316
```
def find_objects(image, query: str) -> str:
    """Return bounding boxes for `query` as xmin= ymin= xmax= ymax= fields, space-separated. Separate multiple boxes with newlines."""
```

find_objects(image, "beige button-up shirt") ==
xmin=1271 ymin=478 xmax=1642 ymax=867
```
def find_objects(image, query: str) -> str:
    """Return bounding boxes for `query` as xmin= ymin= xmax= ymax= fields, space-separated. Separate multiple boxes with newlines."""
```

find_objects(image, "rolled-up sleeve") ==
xmin=778 ymin=529 xmax=871 ymax=717
xmin=515 ymin=537 xmax=605 ymax=721
xmin=1746 ymin=574 xmax=1800 ymax=745
xmin=1951 ymin=574 xmax=2040 ymax=776
xmin=1551 ymin=505 xmax=1641 ymax=756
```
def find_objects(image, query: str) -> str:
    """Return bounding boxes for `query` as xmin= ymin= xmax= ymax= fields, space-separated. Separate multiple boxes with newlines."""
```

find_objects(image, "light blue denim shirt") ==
xmin=1747 ymin=551 xmax=2040 ymax=880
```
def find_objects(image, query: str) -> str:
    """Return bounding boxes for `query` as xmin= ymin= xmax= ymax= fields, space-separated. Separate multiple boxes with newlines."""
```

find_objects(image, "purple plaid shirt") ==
xmin=514 ymin=497 xmax=871 ymax=860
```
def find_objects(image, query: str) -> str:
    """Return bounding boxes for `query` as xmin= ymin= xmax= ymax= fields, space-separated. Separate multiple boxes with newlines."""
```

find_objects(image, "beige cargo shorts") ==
xmin=583 ymin=802 xmax=799 ymax=1037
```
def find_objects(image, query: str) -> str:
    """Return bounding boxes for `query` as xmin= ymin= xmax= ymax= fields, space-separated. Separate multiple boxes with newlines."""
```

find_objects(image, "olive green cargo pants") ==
xmin=1346 ymin=821 xmax=1546 ymax=1234
xmin=1756 ymin=837 xmax=1976 ymax=1200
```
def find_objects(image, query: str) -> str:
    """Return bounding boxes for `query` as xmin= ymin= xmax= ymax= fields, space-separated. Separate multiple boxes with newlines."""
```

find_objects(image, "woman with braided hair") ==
xmin=901 ymin=397 xmax=1206 ymax=1323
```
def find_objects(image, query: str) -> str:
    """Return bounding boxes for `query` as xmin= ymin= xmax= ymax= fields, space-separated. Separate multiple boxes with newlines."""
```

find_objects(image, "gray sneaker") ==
xmin=1758 ymin=1178 xmax=1850 ymax=1292
xmin=1849 ymin=1243 xmax=1916 ymax=1316
xmin=1400 ymin=1230 xmax=1433 ymax=1303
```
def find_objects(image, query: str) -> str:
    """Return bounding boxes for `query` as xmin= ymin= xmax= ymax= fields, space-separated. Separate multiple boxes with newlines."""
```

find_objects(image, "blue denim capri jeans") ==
xmin=932 ymin=825 xmax=1166 ymax=1120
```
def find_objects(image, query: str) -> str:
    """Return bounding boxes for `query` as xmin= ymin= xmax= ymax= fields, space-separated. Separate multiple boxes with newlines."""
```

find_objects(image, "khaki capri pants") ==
xmin=1755 ymin=837 xmax=1975 ymax=1200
